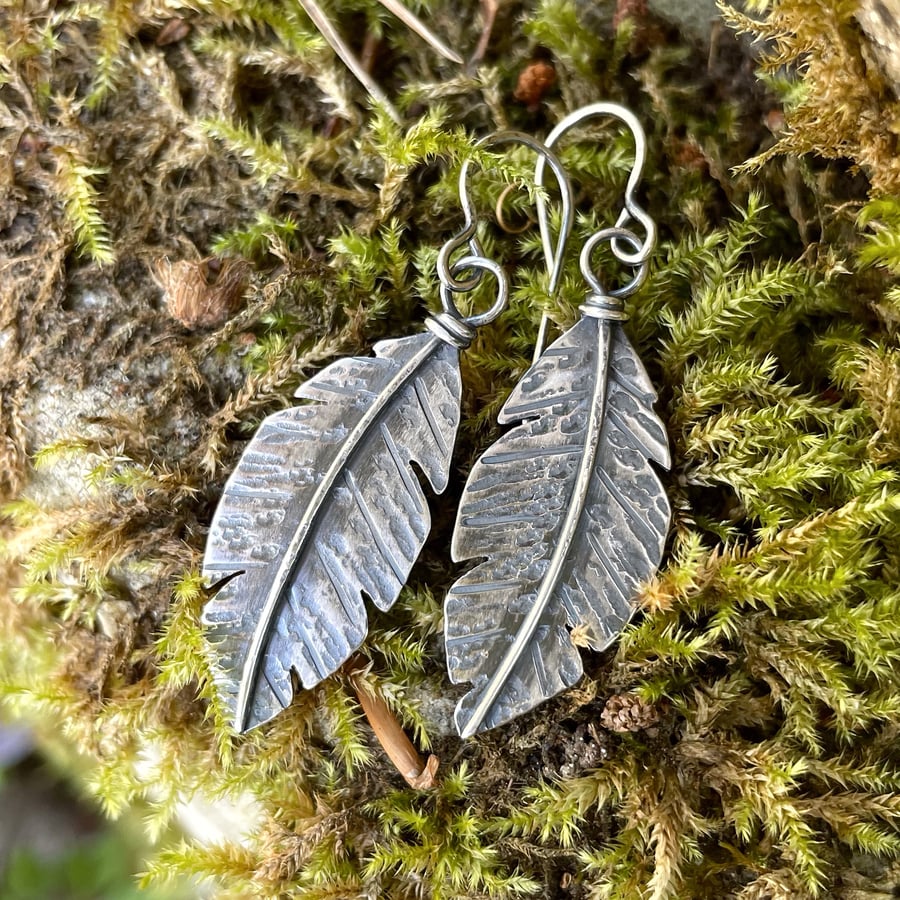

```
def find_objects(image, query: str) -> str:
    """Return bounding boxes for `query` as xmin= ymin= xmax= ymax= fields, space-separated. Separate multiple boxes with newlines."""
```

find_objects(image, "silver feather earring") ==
xmin=200 ymin=133 xmax=573 ymax=735
xmin=444 ymin=104 xmax=672 ymax=738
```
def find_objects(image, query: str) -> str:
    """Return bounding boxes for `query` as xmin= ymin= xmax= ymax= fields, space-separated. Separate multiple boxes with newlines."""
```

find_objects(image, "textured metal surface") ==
xmin=445 ymin=316 xmax=671 ymax=737
xmin=202 ymin=332 xmax=461 ymax=733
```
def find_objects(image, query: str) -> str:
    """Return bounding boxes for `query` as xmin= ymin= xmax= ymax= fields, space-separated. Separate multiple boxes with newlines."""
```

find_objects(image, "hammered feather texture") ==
xmin=445 ymin=317 xmax=670 ymax=736
xmin=202 ymin=332 xmax=461 ymax=732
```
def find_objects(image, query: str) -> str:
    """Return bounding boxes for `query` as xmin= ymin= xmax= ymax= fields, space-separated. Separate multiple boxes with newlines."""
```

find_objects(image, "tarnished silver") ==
xmin=202 ymin=332 xmax=464 ymax=733
xmin=445 ymin=105 xmax=672 ymax=738
xmin=202 ymin=133 xmax=573 ymax=734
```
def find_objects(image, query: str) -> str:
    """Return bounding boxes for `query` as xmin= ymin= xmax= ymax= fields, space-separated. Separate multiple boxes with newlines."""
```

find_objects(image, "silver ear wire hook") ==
xmin=532 ymin=102 xmax=658 ymax=359
xmin=434 ymin=131 xmax=575 ymax=333
xmin=443 ymin=104 xmax=669 ymax=740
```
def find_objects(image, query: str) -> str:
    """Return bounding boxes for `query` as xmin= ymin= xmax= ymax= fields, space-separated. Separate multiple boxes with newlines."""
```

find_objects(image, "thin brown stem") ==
xmin=470 ymin=0 xmax=499 ymax=66
xmin=347 ymin=656 xmax=439 ymax=790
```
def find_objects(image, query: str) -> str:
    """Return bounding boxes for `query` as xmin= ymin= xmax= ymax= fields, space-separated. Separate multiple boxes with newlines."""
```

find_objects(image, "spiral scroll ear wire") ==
xmin=532 ymin=103 xmax=658 ymax=359
xmin=430 ymin=132 xmax=576 ymax=347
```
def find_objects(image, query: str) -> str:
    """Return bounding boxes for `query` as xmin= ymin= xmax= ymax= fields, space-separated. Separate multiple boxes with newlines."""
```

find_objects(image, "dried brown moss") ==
xmin=725 ymin=0 xmax=900 ymax=195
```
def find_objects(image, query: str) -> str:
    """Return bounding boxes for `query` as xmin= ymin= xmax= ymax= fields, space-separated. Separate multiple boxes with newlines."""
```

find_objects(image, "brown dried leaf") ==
xmin=154 ymin=257 xmax=250 ymax=330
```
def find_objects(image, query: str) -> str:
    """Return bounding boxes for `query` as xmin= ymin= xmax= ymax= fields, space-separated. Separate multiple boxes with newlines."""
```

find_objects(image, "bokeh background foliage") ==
xmin=2 ymin=0 xmax=900 ymax=897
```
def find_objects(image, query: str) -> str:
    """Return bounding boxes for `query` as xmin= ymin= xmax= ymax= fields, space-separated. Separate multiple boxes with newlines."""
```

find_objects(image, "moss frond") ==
xmin=51 ymin=150 xmax=114 ymax=263
xmin=721 ymin=1 xmax=900 ymax=194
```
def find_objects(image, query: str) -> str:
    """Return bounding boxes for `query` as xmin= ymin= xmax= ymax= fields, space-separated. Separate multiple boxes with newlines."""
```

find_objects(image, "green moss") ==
xmin=2 ymin=0 xmax=900 ymax=897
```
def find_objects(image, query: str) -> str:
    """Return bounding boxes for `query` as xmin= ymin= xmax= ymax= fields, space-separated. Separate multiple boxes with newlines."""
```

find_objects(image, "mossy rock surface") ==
xmin=3 ymin=2 xmax=900 ymax=898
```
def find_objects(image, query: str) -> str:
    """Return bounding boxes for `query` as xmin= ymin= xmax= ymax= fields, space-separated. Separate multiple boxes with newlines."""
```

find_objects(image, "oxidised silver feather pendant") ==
xmin=202 ymin=329 xmax=465 ymax=733
xmin=444 ymin=307 xmax=671 ymax=737
xmin=444 ymin=103 xmax=671 ymax=737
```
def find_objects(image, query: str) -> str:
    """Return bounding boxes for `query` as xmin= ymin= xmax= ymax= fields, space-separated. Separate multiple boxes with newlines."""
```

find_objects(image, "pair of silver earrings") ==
xmin=201 ymin=103 xmax=671 ymax=740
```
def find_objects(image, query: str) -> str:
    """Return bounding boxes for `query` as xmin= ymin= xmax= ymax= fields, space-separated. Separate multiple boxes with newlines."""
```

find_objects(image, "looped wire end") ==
xmin=531 ymin=102 xmax=657 ymax=359
xmin=425 ymin=312 xmax=478 ymax=349
xmin=579 ymin=226 xmax=648 ymax=309
xmin=437 ymin=254 xmax=509 ymax=332
xmin=438 ymin=132 xmax=574 ymax=300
